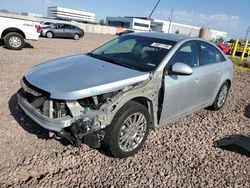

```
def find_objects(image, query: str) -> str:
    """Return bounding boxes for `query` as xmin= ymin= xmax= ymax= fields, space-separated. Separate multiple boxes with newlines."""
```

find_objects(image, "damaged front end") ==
xmin=18 ymin=77 xmax=120 ymax=147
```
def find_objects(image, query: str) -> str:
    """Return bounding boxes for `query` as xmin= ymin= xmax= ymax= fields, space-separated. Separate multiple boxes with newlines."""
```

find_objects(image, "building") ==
xmin=210 ymin=29 xmax=227 ymax=41
xmin=151 ymin=19 xmax=226 ymax=40
xmin=106 ymin=16 xmax=227 ymax=40
xmin=106 ymin=17 xmax=151 ymax=31
xmin=21 ymin=12 xmax=42 ymax=18
xmin=47 ymin=7 xmax=95 ymax=23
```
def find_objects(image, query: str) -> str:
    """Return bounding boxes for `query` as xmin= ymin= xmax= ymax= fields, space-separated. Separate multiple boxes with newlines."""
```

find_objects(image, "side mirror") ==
xmin=170 ymin=62 xmax=193 ymax=75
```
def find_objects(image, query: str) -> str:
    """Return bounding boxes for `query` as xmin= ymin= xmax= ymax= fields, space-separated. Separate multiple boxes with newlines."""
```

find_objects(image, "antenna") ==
xmin=149 ymin=0 xmax=161 ymax=18
xmin=167 ymin=8 xmax=174 ymax=33
xmin=42 ymin=0 xmax=46 ymax=17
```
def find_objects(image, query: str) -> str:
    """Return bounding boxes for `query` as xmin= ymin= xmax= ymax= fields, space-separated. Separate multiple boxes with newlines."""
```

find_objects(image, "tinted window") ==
xmin=64 ymin=25 xmax=71 ymax=29
xmin=65 ymin=24 xmax=76 ymax=29
xmin=168 ymin=41 xmax=199 ymax=68
xmin=90 ymin=35 xmax=176 ymax=72
xmin=44 ymin=22 xmax=52 ymax=25
xmin=200 ymin=42 xmax=226 ymax=65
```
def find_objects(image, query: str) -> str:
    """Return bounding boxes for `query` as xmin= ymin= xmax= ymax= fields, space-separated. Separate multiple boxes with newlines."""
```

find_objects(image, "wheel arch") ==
xmin=210 ymin=78 xmax=231 ymax=107
xmin=46 ymin=30 xmax=54 ymax=36
xmin=121 ymin=96 xmax=155 ymax=128
xmin=225 ymin=79 xmax=231 ymax=88
xmin=1 ymin=28 xmax=26 ymax=39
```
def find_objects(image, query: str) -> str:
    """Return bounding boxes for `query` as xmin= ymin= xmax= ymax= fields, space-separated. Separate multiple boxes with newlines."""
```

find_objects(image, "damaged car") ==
xmin=17 ymin=32 xmax=233 ymax=158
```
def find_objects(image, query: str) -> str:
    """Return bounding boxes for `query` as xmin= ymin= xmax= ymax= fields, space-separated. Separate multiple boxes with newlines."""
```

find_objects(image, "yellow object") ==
xmin=231 ymin=39 xmax=239 ymax=58
xmin=240 ymin=40 xmax=249 ymax=61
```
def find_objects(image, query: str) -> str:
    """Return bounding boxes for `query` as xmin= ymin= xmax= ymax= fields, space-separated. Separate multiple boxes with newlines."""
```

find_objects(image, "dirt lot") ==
xmin=0 ymin=33 xmax=249 ymax=187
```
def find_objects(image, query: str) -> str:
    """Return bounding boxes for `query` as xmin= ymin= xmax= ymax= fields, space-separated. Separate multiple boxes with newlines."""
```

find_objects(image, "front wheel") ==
xmin=4 ymin=32 xmax=25 ymax=50
xmin=73 ymin=33 xmax=80 ymax=40
xmin=102 ymin=101 xmax=150 ymax=158
xmin=209 ymin=82 xmax=229 ymax=111
xmin=46 ymin=31 xmax=53 ymax=39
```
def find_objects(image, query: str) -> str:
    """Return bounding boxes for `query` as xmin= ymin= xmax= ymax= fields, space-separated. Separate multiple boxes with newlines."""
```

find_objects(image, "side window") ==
xmin=66 ymin=25 xmax=76 ymax=29
xmin=215 ymin=48 xmax=226 ymax=62
xmin=58 ymin=24 xmax=66 ymax=29
xmin=64 ymin=25 xmax=71 ymax=29
xmin=200 ymin=42 xmax=226 ymax=65
xmin=168 ymin=41 xmax=198 ymax=68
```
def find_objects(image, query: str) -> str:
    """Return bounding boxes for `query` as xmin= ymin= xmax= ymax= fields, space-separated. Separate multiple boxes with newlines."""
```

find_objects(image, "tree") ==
xmin=99 ymin=19 xmax=105 ymax=25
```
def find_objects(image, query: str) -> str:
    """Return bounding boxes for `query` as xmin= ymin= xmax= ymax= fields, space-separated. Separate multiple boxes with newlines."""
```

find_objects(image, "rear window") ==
xmin=200 ymin=42 xmax=226 ymax=65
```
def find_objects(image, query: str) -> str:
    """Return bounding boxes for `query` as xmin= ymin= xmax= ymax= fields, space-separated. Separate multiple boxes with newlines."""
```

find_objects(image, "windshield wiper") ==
xmin=87 ymin=53 xmax=139 ymax=71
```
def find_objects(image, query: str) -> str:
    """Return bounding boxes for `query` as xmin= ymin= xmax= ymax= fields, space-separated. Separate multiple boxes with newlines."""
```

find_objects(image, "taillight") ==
xmin=35 ymin=25 xmax=41 ymax=33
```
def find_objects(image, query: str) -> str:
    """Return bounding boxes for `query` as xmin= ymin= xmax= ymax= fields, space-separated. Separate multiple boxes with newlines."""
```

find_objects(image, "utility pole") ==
xmin=167 ymin=8 xmax=174 ymax=33
xmin=42 ymin=0 xmax=46 ymax=17
xmin=149 ymin=0 xmax=161 ymax=18
xmin=244 ymin=26 xmax=250 ymax=41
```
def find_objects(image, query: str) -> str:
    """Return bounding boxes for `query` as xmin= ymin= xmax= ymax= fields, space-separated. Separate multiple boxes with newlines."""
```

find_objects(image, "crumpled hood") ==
xmin=25 ymin=54 xmax=150 ymax=100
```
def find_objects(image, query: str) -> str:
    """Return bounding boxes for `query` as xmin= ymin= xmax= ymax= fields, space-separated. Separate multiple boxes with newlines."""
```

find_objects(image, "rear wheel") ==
xmin=46 ymin=31 xmax=53 ymax=39
xmin=4 ymin=32 xmax=25 ymax=50
xmin=73 ymin=33 xmax=80 ymax=40
xmin=209 ymin=82 xmax=229 ymax=111
xmin=102 ymin=101 xmax=150 ymax=158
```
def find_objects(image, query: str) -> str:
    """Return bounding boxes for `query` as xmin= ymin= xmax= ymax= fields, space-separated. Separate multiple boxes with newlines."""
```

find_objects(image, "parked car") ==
xmin=217 ymin=43 xmax=231 ymax=54
xmin=40 ymin=23 xmax=84 ymax=40
xmin=0 ymin=16 xmax=41 ymax=50
xmin=18 ymin=32 xmax=233 ymax=158
xmin=117 ymin=29 xmax=134 ymax=36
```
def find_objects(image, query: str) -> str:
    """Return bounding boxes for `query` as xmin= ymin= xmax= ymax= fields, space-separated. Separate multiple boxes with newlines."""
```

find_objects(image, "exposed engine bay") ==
xmin=18 ymin=76 xmax=155 ymax=147
xmin=21 ymin=77 xmax=118 ymax=118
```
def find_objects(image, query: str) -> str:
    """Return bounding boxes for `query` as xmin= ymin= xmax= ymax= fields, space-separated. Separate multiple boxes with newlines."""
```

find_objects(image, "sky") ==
xmin=1 ymin=0 xmax=250 ymax=39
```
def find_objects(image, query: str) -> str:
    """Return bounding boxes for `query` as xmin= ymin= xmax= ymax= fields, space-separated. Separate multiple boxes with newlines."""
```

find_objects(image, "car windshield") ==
xmin=89 ymin=35 xmax=176 ymax=72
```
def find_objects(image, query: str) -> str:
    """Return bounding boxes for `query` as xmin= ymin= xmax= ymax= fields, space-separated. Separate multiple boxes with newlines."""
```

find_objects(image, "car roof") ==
xmin=130 ymin=32 xmax=190 ymax=42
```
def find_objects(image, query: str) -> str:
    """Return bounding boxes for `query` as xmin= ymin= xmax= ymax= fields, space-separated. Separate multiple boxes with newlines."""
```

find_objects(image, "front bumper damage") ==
xmin=18 ymin=91 xmax=72 ymax=132
xmin=17 ymin=90 xmax=105 ymax=147
xmin=17 ymin=71 xmax=154 ymax=147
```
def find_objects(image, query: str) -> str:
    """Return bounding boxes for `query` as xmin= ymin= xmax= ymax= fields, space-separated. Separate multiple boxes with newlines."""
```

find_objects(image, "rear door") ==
xmin=197 ymin=42 xmax=226 ymax=104
xmin=64 ymin=24 xmax=75 ymax=38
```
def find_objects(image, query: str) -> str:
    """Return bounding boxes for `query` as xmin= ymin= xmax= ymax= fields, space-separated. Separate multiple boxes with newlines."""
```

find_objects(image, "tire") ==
xmin=46 ymin=31 xmax=53 ymax=39
xmin=73 ymin=33 xmax=80 ymax=40
xmin=209 ymin=82 xmax=229 ymax=111
xmin=102 ymin=101 xmax=150 ymax=158
xmin=4 ymin=32 xmax=25 ymax=50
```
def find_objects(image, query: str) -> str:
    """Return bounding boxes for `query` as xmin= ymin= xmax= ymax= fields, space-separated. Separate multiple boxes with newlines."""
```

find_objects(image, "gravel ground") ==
xmin=0 ymin=33 xmax=249 ymax=187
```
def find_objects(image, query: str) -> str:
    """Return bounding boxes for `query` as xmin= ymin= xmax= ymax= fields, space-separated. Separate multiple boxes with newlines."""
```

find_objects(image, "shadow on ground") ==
xmin=244 ymin=104 xmax=250 ymax=118
xmin=8 ymin=93 xmax=70 ymax=146
xmin=0 ymin=41 xmax=34 ymax=49
xmin=0 ymin=39 xmax=4 ymax=46
xmin=9 ymin=93 xmax=116 ymax=157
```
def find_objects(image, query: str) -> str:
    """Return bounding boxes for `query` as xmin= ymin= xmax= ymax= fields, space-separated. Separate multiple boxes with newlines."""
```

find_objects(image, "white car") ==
xmin=0 ymin=16 xmax=41 ymax=50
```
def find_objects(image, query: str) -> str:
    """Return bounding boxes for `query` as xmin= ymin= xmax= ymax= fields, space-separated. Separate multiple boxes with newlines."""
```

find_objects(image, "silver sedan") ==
xmin=40 ymin=23 xmax=84 ymax=40
xmin=18 ymin=32 xmax=233 ymax=158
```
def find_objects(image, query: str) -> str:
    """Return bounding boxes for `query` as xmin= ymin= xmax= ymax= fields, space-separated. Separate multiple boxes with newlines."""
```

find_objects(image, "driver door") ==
xmin=159 ymin=41 xmax=202 ymax=124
